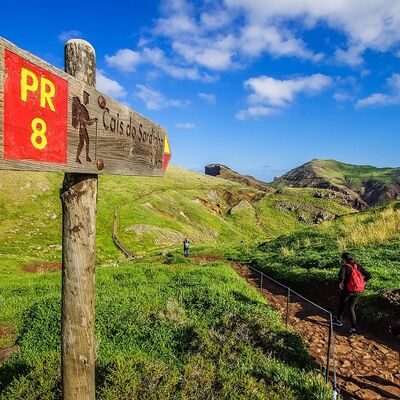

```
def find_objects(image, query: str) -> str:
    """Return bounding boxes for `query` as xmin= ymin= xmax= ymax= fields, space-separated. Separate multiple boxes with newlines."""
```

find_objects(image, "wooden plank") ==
xmin=0 ymin=36 xmax=167 ymax=176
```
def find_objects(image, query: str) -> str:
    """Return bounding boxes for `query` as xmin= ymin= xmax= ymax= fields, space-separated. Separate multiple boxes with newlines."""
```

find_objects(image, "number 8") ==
xmin=31 ymin=117 xmax=48 ymax=150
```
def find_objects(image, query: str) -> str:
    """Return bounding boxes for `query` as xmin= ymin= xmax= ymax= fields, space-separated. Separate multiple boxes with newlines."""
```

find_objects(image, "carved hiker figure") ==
xmin=72 ymin=91 xmax=97 ymax=163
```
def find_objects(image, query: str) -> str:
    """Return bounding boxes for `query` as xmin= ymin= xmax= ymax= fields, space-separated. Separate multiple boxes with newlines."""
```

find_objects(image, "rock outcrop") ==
xmin=229 ymin=199 xmax=253 ymax=215
xmin=205 ymin=164 xmax=274 ymax=193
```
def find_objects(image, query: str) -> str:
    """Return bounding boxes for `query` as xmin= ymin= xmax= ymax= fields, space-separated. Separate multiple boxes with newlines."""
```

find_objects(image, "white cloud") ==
xmin=333 ymin=91 xmax=354 ymax=102
xmin=335 ymin=45 xmax=365 ymax=66
xmin=151 ymin=0 xmax=321 ymax=72
xmin=143 ymin=47 xmax=213 ymax=80
xmin=198 ymin=92 xmax=216 ymax=104
xmin=225 ymin=0 xmax=400 ymax=65
xmin=105 ymin=49 xmax=141 ymax=72
xmin=156 ymin=0 xmax=196 ymax=36
xmin=239 ymin=24 xmax=322 ymax=61
xmin=58 ymin=30 xmax=82 ymax=42
xmin=104 ymin=0 xmax=400 ymax=82
xmin=172 ymin=35 xmax=237 ymax=70
xmin=155 ymin=14 xmax=198 ymax=37
xmin=200 ymin=9 xmax=232 ymax=30
xmin=175 ymin=123 xmax=195 ymax=129
xmin=96 ymin=70 xmax=126 ymax=99
xmin=245 ymin=74 xmax=332 ymax=106
xmin=388 ymin=73 xmax=400 ymax=91
xmin=135 ymin=84 xmax=189 ymax=110
xmin=355 ymin=73 xmax=400 ymax=108
xmin=104 ymin=45 xmax=214 ymax=81
xmin=355 ymin=93 xmax=397 ymax=108
xmin=235 ymin=106 xmax=276 ymax=120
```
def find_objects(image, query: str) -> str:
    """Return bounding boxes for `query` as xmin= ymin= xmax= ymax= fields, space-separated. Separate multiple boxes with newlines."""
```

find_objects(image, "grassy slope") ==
xmin=306 ymin=159 xmax=399 ymax=191
xmin=235 ymin=201 xmax=400 ymax=323
xmin=0 ymin=258 xmax=331 ymax=400
xmin=0 ymin=166 xmax=354 ymax=276
xmin=0 ymin=166 xmax=351 ymax=398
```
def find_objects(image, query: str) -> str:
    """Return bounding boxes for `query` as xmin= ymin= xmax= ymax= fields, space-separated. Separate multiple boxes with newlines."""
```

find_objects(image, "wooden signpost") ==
xmin=0 ymin=36 xmax=171 ymax=176
xmin=0 ymin=36 xmax=171 ymax=400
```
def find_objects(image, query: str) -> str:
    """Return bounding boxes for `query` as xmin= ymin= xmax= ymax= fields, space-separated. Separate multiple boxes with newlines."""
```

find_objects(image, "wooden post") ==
xmin=60 ymin=39 xmax=97 ymax=400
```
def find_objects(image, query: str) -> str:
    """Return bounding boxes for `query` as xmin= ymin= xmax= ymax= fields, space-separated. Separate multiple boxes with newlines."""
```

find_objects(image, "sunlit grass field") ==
xmin=0 ymin=259 xmax=332 ymax=399
xmin=0 ymin=167 xmax=354 ymax=276
xmin=2 ymin=166 xmax=396 ymax=398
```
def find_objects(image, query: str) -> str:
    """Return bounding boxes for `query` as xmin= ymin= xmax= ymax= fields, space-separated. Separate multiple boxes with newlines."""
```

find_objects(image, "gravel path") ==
xmin=233 ymin=263 xmax=400 ymax=400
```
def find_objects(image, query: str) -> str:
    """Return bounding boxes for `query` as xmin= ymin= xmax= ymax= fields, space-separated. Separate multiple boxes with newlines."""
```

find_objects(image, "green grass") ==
xmin=234 ymin=202 xmax=400 ymax=323
xmin=255 ymin=188 xmax=353 ymax=236
xmin=0 ymin=259 xmax=332 ymax=399
xmin=0 ymin=167 xmax=355 ymax=274
xmin=274 ymin=159 xmax=400 ymax=192
xmin=309 ymin=159 xmax=399 ymax=189
xmin=0 ymin=165 xmax=366 ymax=399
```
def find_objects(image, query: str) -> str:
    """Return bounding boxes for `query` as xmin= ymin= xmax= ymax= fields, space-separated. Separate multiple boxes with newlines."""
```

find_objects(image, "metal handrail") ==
xmin=249 ymin=265 xmax=331 ymax=314
xmin=248 ymin=265 xmax=338 ymax=399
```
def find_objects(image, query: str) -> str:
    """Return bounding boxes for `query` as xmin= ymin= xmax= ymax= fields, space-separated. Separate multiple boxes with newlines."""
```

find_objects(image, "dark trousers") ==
xmin=337 ymin=291 xmax=358 ymax=329
xmin=184 ymin=248 xmax=189 ymax=257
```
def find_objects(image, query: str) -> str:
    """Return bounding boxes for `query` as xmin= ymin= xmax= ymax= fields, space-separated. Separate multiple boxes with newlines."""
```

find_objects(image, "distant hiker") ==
xmin=183 ymin=238 xmax=190 ymax=257
xmin=333 ymin=252 xmax=371 ymax=337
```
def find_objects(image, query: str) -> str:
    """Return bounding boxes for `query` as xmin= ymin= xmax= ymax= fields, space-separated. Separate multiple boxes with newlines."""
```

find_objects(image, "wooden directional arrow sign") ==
xmin=0 ymin=36 xmax=171 ymax=176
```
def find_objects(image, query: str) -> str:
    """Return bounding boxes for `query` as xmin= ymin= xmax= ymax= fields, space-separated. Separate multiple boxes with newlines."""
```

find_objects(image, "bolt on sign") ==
xmin=0 ymin=36 xmax=171 ymax=175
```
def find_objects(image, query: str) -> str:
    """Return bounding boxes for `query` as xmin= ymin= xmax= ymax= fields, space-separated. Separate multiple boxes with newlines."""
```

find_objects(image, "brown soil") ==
xmin=0 ymin=345 xmax=20 ymax=363
xmin=0 ymin=325 xmax=13 ymax=337
xmin=189 ymin=254 xmax=224 ymax=264
xmin=233 ymin=263 xmax=400 ymax=400
xmin=0 ymin=325 xmax=19 ymax=363
xmin=21 ymin=262 xmax=61 ymax=273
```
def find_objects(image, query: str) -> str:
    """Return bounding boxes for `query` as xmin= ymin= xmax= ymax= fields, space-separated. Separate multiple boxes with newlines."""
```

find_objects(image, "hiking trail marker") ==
xmin=0 ymin=36 xmax=171 ymax=175
xmin=0 ymin=36 xmax=171 ymax=400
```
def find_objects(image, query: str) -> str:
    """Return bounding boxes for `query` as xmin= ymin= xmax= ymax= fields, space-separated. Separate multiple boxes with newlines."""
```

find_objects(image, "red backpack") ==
xmin=346 ymin=264 xmax=365 ymax=292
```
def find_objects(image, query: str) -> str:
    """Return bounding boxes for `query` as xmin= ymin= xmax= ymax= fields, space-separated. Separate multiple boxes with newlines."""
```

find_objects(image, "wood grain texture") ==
xmin=0 ymin=36 xmax=167 ymax=176
xmin=61 ymin=39 xmax=97 ymax=400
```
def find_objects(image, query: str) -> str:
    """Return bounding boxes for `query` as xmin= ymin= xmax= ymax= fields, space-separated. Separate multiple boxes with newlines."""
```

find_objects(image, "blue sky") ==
xmin=2 ymin=0 xmax=400 ymax=180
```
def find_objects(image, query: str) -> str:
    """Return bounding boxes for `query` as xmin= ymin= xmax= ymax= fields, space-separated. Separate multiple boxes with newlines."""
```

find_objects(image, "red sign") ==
xmin=4 ymin=50 xmax=68 ymax=163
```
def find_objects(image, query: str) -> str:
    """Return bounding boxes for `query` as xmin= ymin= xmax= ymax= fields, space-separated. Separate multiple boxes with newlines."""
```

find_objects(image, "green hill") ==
xmin=273 ymin=159 xmax=400 ymax=208
xmin=1 ymin=162 xmax=341 ymax=398
xmin=0 ymin=166 xmax=355 ymax=274
xmin=1 ymin=162 xmax=399 ymax=398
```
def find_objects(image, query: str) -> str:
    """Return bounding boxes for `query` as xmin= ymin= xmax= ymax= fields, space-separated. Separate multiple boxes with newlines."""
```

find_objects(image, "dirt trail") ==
xmin=233 ymin=263 xmax=400 ymax=400
xmin=21 ymin=262 xmax=61 ymax=273
xmin=0 ymin=325 xmax=19 ymax=363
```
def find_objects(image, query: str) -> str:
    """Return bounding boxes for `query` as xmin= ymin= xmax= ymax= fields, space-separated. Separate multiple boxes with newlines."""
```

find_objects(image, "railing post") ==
xmin=260 ymin=272 xmax=263 ymax=289
xmin=325 ymin=313 xmax=333 ymax=383
xmin=331 ymin=320 xmax=338 ymax=400
xmin=286 ymin=288 xmax=291 ymax=328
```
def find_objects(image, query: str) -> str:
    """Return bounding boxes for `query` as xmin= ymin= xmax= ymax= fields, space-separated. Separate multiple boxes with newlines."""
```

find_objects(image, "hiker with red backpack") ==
xmin=333 ymin=252 xmax=371 ymax=337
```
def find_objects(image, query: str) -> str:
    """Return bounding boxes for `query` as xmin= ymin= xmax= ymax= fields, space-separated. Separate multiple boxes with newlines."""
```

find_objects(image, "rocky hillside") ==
xmin=272 ymin=159 xmax=400 ymax=209
xmin=205 ymin=164 xmax=274 ymax=192
xmin=0 ymin=166 xmax=356 ymax=272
